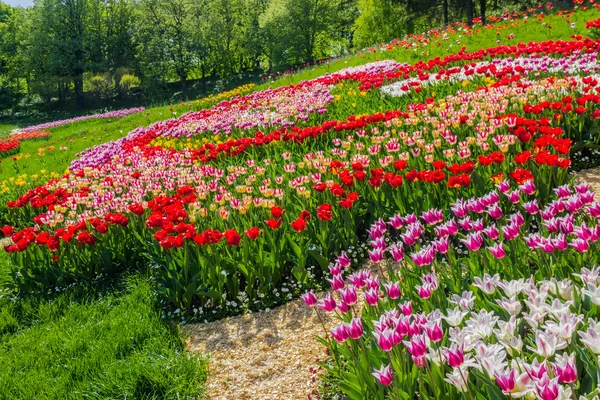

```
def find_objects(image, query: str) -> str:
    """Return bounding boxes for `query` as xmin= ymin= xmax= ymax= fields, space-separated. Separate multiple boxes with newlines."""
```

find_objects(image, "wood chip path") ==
xmin=184 ymin=297 xmax=335 ymax=400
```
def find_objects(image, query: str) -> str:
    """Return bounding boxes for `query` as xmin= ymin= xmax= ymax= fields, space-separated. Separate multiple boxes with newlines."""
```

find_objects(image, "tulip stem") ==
xmin=314 ymin=308 xmax=329 ymax=338
xmin=458 ymin=367 xmax=474 ymax=400
xmin=425 ymin=361 xmax=440 ymax=400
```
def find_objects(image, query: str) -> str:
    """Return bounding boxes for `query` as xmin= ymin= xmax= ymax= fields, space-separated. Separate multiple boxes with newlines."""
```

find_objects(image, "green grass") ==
xmin=0 ymin=275 xmax=207 ymax=400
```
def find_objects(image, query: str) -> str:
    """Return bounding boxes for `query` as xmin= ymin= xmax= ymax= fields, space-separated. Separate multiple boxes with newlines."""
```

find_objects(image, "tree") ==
xmin=135 ymin=0 xmax=200 ymax=100
xmin=355 ymin=0 xmax=405 ymax=47
xmin=37 ymin=0 xmax=89 ymax=108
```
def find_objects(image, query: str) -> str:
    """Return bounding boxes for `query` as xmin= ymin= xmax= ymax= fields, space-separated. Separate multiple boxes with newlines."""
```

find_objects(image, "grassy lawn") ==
xmin=0 ymin=274 xmax=207 ymax=400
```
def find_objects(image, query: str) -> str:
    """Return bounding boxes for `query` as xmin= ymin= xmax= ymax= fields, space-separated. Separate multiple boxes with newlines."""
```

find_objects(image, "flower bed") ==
xmin=304 ymin=182 xmax=600 ymax=399
xmin=3 ymin=37 xmax=600 ymax=317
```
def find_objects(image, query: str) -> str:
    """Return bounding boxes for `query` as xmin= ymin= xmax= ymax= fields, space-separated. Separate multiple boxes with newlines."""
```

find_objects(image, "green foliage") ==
xmin=0 ymin=276 xmax=207 ymax=399
xmin=119 ymin=73 xmax=141 ymax=93
xmin=353 ymin=0 xmax=405 ymax=48
xmin=85 ymin=74 xmax=114 ymax=97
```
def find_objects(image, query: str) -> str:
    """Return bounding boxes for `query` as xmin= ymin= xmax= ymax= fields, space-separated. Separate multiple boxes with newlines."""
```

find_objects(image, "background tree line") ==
xmin=0 ymin=0 xmax=564 ymax=114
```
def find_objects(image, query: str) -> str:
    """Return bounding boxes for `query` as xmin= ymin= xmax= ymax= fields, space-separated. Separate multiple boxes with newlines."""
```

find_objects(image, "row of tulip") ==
xmin=14 ymin=107 xmax=146 ymax=134
xmin=69 ymin=38 xmax=600 ymax=171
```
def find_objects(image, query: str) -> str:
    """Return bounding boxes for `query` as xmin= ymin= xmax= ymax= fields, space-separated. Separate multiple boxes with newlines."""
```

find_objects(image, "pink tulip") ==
xmin=569 ymin=238 xmax=589 ymax=252
xmin=483 ymin=225 xmax=499 ymax=240
xmin=552 ymin=353 xmax=577 ymax=384
xmin=425 ymin=322 xmax=444 ymax=342
xmin=502 ymin=223 xmax=520 ymax=241
xmin=497 ymin=179 xmax=511 ymax=193
xmin=330 ymin=324 xmax=349 ymax=343
xmin=461 ymin=232 xmax=484 ymax=251
xmin=368 ymin=248 xmax=384 ymax=263
xmin=433 ymin=237 xmax=449 ymax=254
xmin=444 ymin=344 xmax=465 ymax=367
xmin=495 ymin=369 xmax=516 ymax=393
xmin=383 ymin=281 xmax=401 ymax=299
xmin=536 ymin=377 xmax=559 ymax=400
xmin=519 ymin=180 xmax=536 ymax=195
xmin=554 ymin=184 xmax=571 ymax=198
xmin=327 ymin=274 xmax=345 ymax=291
xmin=506 ymin=190 xmax=521 ymax=204
xmin=374 ymin=329 xmax=395 ymax=351
xmin=318 ymin=293 xmax=337 ymax=312
xmin=421 ymin=208 xmax=444 ymax=225
xmin=365 ymin=288 xmax=380 ymax=306
xmin=588 ymin=202 xmax=600 ymax=218
xmin=523 ymin=200 xmax=540 ymax=214
xmin=347 ymin=318 xmax=364 ymax=339
xmin=487 ymin=242 xmax=506 ymax=259
xmin=301 ymin=290 xmax=317 ymax=307
xmin=372 ymin=364 xmax=393 ymax=385
xmin=336 ymin=251 xmax=351 ymax=268
xmin=416 ymin=285 xmax=432 ymax=299
xmin=348 ymin=270 xmax=369 ymax=288
xmin=337 ymin=301 xmax=350 ymax=313
xmin=404 ymin=333 xmax=427 ymax=357
xmin=486 ymin=204 xmax=503 ymax=219
xmin=399 ymin=301 xmax=412 ymax=316
xmin=339 ymin=286 xmax=358 ymax=305
xmin=388 ymin=214 xmax=404 ymax=229
xmin=328 ymin=264 xmax=342 ymax=276
xmin=412 ymin=355 xmax=426 ymax=367
xmin=388 ymin=242 xmax=404 ymax=261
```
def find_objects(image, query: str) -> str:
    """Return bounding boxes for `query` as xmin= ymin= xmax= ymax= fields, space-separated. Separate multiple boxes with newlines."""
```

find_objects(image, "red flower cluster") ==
xmin=11 ymin=131 xmax=51 ymax=141
xmin=0 ymin=138 xmax=20 ymax=156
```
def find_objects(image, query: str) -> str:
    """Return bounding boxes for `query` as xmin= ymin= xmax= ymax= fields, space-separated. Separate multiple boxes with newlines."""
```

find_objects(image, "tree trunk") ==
xmin=443 ymin=0 xmax=449 ymax=27
xmin=73 ymin=74 xmax=85 ymax=109
xmin=466 ymin=0 xmax=474 ymax=27
xmin=180 ymin=75 xmax=188 ymax=101
xmin=479 ymin=0 xmax=486 ymax=25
